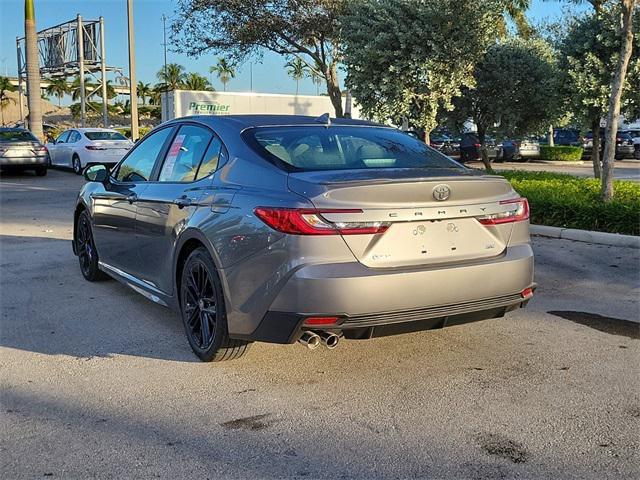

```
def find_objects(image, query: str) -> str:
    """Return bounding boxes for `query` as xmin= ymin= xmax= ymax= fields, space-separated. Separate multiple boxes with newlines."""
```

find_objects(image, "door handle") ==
xmin=126 ymin=193 xmax=138 ymax=204
xmin=174 ymin=195 xmax=194 ymax=208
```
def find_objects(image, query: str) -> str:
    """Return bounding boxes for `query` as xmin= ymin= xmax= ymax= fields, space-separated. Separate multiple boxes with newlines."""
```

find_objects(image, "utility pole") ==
xmin=24 ymin=0 xmax=43 ymax=140
xmin=77 ymin=15 xmax=86 ymax=127
xmin=15 ymin=37 xmax=25 ymax=125
xmin=99 ymin=16 xmax=109 ymax=127
xmin=162 ymin=14 xmax=168 ymax=120
xmin=127 ymin=0 xmax=139 ymax=140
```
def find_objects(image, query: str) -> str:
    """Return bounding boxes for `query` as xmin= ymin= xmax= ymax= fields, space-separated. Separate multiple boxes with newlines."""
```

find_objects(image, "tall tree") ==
xmin=44 ymin=78 xmax=68 ymax=108
xmin=452 ymin=38 xmax=562 ymax=170
xmin=24 ymin=0 xmax=42 ymax=140
xmin=308 ymin=65 xmax=324 ymax=95
xmin=209 ymin=58 xmax=235 ymax=91
xmin=183 ymin=72 xmax=213 ymax=91
xmin=70 ymin=76 xmax=96 ymax=102
xmin=172 ymin=0 xmax=347 ymax=116
xmin=558 ymin=6 xmax=639 ymax=180
xmin=601 ymin=0 xmax=637 ymax=201
xmin=342 ymin=0 xmax=501 ymax=143
xmin=0 ymin=76 xmax=17 ymax=125
xmin=137 ymin=81 xmax=151 ymax=105
xmin=285 ymin=57 xmax=308 ymax=95
xmin=156 ymin=63 xmax=186 ymax=91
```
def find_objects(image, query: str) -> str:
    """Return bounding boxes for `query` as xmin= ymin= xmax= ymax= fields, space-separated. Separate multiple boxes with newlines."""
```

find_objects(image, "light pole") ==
xmin=127 ymin=0 xmax=139 ymax=140
xmin=162 ymin=14 xmax=168 ymax=120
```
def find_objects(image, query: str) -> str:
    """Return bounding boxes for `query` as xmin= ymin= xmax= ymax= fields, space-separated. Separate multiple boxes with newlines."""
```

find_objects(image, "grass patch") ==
xmin=539 ymin=145 xmax=584 ymax=162
xmin=497 ymin=171 xmax=640 ymax=235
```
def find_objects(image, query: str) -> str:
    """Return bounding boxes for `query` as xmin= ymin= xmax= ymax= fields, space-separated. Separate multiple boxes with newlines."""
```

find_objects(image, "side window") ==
xmin=115 ymin=127 xmax=173 ymax=182
xmin=56 ymin=131 xmax=71 ymax=144
xmin=158 ymin=125 xmax=212 ymax=182
xmin=195 ymin=137 xmax=223 ymax=180
xmin=68 ymin=131 xmax=81 ymax=143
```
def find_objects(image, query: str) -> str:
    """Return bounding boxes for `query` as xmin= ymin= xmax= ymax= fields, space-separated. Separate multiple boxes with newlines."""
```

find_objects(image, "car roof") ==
xmin=0 ymin=127 xmax=29 ymax=132
xmin=71 ymin=127 xmax=119 ymax=133
xmin=170 ymin=114 xmax=387 ymax=130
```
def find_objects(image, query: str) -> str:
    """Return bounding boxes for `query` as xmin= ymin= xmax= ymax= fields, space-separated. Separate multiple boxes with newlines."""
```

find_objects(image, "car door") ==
xmin=66 ymin=130 xmax=82 ymax=167
xmin=90 ymin=126 xmax=175 ymax=277
xmin=48 ymin=130 xmax=70 ymax=166
xmin=134 ymin=123 xmax=223 ymax=294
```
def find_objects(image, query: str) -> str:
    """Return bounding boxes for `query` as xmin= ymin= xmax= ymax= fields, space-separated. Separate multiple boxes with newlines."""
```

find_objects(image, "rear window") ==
xmin=0 ymin=130 xmax=36 ymax=142
xmin=247 ymin=126 xmax=462 ymax=171
xmin=84 ymin=131 xmax=127 ymax=141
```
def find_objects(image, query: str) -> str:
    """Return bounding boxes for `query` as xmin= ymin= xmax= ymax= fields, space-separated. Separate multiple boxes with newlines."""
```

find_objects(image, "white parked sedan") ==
xmin=47 ymin=128 xmax=133 ymax=174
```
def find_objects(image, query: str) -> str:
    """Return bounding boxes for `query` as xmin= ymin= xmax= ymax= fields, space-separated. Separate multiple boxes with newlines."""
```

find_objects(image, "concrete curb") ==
xmin=530 ymin=225 xmax=640 ymax=249
xmin=530 ymin=160 xmax=585 ymax=166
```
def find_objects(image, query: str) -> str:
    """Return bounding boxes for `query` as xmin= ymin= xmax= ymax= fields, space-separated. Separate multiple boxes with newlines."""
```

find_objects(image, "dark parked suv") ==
xmin=73 ymin=115 xmax=534 ymax=362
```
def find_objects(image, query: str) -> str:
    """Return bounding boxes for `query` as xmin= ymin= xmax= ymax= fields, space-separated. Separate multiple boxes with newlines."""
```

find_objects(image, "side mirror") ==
xmin=84 ymin=164 xmax=109 ymax=183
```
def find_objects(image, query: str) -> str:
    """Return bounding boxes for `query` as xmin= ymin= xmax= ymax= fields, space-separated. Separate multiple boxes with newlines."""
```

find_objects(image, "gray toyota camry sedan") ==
xmin=73 ymin=115 xmax=535 ymax=362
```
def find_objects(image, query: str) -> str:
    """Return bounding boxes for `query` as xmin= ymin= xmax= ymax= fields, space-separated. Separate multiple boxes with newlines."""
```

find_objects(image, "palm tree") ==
xmin=149 ymin=85 xmax=163 ymax=105
xmin=183 ymin=72 xmax=213 ymax=91
xmin=94 ymin=79 xmax=116 ymax=101
xmin=307 ymin=65 xmax=324 ymax=95
xmin=45 ymin=78 xmax=68 ymax=107
xmin=70 ymin=76 xmax=96 ymax=102
xmin=156 ymin=63 xmax=186 ymax=91
xmin=499 ymin=0 xmax=532 ymax=38
xmin=0 ymin=76 xmax=17 ymax=125
xmin=209 ymin=58 xmax=235 ymax=92
xmin=285 ymin=58 xmax=308 ymax=95
xmin=137 ymin=81 xmax=151 ymax=105
xmin=24 ymin=0 xmax=42 ymax=139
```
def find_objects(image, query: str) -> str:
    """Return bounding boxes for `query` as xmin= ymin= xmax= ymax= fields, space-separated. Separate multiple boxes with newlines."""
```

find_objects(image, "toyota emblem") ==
xmin=432 ymin=184 xmax=451 ymax=201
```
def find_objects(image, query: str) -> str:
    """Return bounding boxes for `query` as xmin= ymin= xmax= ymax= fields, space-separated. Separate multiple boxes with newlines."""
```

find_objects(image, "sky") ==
xmin=0 ymin=0 xmax=585 ymax=102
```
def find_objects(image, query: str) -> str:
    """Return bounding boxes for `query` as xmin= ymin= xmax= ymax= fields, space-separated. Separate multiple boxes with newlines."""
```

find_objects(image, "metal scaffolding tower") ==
xmin=16 ymin=16 xmax=123 ymax=127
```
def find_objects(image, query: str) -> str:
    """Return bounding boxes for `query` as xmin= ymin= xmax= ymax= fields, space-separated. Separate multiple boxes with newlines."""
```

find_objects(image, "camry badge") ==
xmin=432 ymin=184 xmax=451 ymax=201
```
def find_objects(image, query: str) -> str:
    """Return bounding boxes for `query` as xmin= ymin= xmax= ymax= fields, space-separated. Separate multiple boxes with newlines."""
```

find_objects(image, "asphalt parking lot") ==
xmin=1 ymin=169 xmax=639 ymax=479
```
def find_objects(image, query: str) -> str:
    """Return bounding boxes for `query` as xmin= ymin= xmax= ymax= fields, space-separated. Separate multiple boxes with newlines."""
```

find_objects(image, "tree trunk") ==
xmin=477 ymin=126 xmax=492 ymax=171
xmin=24 ymin=0 xmax=43 ymax=141
xmin=548 ymin=125 xmax=554 ymax=147
xmin=295 ymin=80 xmax=299 ymax=96
xmin=324 ymin=64 xmax=343 ymax=118
xmin=601 ymin=0 xmax=635 ymax=201
xmin=423 ymin=129 xmax=430 ymax=145
xmin=591 ymin=119 xmax=602 ymax=179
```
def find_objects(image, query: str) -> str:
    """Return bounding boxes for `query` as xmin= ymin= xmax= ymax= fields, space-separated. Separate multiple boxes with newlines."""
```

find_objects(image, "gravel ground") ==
xmin=1 ymin=169 xmax=638 ymax=479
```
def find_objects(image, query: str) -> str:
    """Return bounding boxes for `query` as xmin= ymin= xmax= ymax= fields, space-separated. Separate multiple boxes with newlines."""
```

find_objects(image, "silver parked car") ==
xmin=0 ymin=128 xmax=49 ymax=175
xmin=73 ymin=115 xmax=535 ymax=362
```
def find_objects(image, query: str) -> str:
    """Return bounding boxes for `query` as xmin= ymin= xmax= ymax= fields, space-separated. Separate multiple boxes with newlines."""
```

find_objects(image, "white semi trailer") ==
xmin=161 ymin=90 xmax=360 ymax=121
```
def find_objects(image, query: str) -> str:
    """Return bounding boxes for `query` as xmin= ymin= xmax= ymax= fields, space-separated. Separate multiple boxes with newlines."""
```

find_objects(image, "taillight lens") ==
xmin=34 ymin=146 xmax=47 ymax=154
xmin=254 ymin=207 xmax=390 ymax=235
xmin=477 ymin=198 xmax=529 ymax=225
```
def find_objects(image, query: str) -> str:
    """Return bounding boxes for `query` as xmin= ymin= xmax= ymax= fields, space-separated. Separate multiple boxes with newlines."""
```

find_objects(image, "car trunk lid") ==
xmin=288 ymin=168 xmax=518 ymax=268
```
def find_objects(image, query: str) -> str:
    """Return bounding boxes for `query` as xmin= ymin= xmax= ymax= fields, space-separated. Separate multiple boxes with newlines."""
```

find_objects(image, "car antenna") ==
xmin=314 ymin=113 xmax=331 ymax=128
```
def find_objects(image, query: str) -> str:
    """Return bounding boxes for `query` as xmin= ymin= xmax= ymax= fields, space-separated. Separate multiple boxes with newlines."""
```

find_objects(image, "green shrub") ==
xmin=497 ymin=171 xmax=640 ymax=235
xmin=539 ymin=145 xmax=583 ymax=162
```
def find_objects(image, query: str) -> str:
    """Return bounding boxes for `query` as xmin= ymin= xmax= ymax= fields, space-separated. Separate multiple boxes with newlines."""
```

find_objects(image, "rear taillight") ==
xmin=254 ymin=207 xmax=390 ymax=235
xmin=474 ymin=143 xmax=481 ymax=148
xmin=477 ymin=198 xmax=529 ymax=225
xmin=521 ymin=287 xmax=534 ymax=299
xmin=34 ymin=146 xmax=47 ymax=154
xmin=85 ymin=145 xmax=107 ymax=150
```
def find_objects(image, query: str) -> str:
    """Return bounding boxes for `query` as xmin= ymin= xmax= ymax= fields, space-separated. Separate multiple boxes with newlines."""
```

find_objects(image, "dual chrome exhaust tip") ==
xmin=298 ymin=330 xmax=340 ymax=350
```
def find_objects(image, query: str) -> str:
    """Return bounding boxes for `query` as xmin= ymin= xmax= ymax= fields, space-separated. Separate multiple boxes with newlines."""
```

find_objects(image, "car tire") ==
xmin=75 ymin=210 xmax=107 ymax=282
xmin=180 ymin=247 xmax=251 ymax=362
xmin=72 ymin=154 xmax=82 ymax=175
xmin=35 ymin=167 xmax=47 ymax=176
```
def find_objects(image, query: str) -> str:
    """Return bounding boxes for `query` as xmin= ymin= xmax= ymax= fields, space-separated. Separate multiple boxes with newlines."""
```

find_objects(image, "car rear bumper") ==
xmin=0 ymin=155 xmax=48 ymax=167
xmin=232 ymin=244 xmax=535 ymax=343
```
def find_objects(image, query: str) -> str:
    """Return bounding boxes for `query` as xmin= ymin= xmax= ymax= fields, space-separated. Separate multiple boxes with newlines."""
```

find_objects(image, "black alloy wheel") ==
xmin=180 ymin=247 xmax=251 ymax=362
xmin=75 ymin=211 xmax=106 ymax=281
